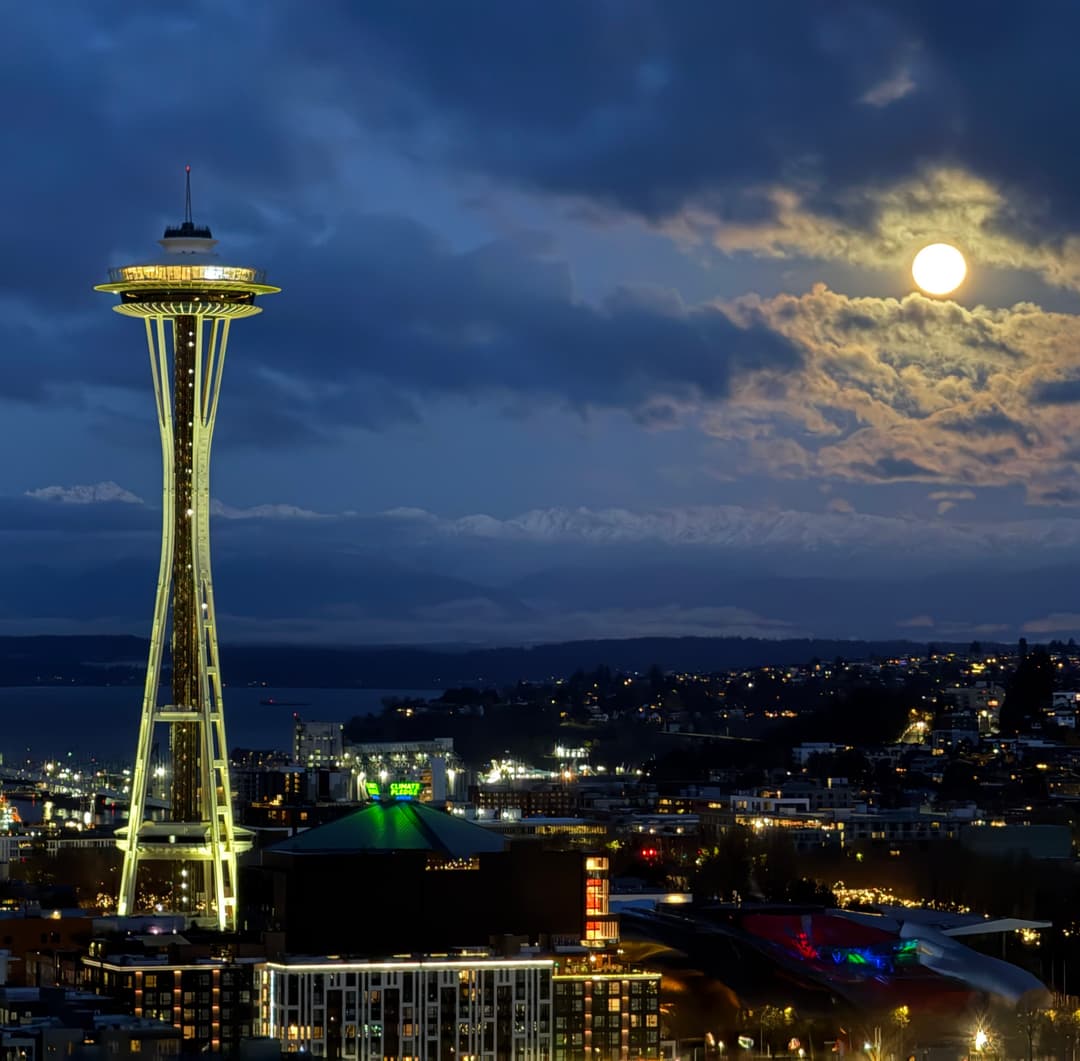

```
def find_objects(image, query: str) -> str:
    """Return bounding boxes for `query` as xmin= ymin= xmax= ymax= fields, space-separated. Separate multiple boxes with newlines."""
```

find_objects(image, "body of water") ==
xmin=0 ymin=686 xmax=438 ymax=765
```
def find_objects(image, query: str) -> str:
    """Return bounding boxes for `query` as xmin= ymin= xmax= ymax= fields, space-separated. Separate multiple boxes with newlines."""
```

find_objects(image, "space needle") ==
xmin=96 ymin=169 xmax=279 ymax=930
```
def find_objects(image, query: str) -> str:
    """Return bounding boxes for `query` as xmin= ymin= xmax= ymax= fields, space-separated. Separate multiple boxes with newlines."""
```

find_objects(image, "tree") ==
xmin=805 ymin=748 xmax=872 ymax=785
xmin=756 ymin=1005 xmax=793 ymax=1056
xmin=1015 ymin=1003 xmax=1040 ymax=1061
xmin=692 ymin=827 xmax=753 ymax=902
xmin=891 ymin=1005 xmax=911 ymax=1061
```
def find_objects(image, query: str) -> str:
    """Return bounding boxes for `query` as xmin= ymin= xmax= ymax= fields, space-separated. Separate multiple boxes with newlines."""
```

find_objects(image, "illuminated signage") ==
xmin=365 ymin=781 xmax=381 ymax=798
xmin=390 ymin=782 xmax=422 ymax=799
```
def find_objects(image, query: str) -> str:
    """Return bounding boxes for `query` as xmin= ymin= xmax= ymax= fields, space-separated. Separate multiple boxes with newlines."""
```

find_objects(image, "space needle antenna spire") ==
xmin=95 ymin=170 xmax=280 ymax=931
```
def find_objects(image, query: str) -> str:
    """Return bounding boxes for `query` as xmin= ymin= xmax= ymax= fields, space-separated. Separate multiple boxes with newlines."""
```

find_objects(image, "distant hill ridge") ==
xmin=0 ymin=634 xmax=1005 ymax=689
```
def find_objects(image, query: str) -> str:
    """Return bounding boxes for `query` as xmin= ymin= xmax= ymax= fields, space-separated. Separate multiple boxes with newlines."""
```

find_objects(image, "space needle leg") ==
xmin=192 ymin=316 xmax=237 ymax=931
xmin=118 ymin=316 xmax=176 ymax=917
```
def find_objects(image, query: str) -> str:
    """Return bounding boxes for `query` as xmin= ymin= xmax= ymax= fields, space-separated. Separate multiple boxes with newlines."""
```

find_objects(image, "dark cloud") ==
xmin=936 ymin=407 xmax=1034 ymax=443
xmin=73 ymin=214 xmax=799 ymax=440
xmin=0 ymin=1 xmax=806 ymax=439
xmin=290 ymin=1 xmax=1080 ymax=234
xmin=1031 ymin=378 xmax=1080 ymax=405
xmin=315 ymin=2 xmax=909 ymax=217
xmin=1028 ymin=486 xmax=1080 ymax=507
xmin=851 ymin=456 xmax=939 ymax=480
xmin=259 ymin=217 xmax=801 ymax=419
xmin=19 ymin=3 xmax=1080 ymax=273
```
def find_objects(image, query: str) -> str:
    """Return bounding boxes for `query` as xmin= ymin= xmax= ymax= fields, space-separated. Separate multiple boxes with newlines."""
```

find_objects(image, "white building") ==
xmin=293 ymin=719 xmax=344 ymax=767
xmin=257 ymin=955 xmax=553 ymax=1059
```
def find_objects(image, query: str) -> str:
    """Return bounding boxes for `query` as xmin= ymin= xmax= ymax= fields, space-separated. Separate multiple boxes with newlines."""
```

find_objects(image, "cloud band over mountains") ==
xmin=8 ymin=485 xmax=1080 ymax=645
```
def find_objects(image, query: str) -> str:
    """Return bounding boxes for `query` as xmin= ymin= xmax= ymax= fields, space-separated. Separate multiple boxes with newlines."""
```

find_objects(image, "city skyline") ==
xmin=10 ymin=4 xmax=1080 ymax=643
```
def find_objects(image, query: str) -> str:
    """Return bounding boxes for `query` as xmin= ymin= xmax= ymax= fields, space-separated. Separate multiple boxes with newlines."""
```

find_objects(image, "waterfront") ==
xmin=0 ymin=686 xmax=437 ymax=764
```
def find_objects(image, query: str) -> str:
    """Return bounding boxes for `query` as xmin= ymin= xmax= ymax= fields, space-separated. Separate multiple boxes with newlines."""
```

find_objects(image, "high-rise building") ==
xmin=95 ymin=170 xmax=279 ymax=930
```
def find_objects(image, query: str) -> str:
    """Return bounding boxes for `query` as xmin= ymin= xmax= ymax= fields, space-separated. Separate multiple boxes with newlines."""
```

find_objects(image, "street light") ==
xmin=971 ymin=1022 xmax=997 ymax=1061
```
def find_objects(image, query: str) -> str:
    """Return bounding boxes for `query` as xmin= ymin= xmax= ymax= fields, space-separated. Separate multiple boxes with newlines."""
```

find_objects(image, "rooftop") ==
xmin=270 ymin=799 xmax=507 ymax=858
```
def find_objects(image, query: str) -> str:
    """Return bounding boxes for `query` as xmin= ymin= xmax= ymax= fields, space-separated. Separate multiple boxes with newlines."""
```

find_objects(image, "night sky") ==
xmin=7 ymin=3 xmax=1080 ymax=645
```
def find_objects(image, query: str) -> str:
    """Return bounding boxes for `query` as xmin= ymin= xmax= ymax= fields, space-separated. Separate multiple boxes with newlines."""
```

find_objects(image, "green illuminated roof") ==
xmin=271 ymin=801 xmax=507 ymax=858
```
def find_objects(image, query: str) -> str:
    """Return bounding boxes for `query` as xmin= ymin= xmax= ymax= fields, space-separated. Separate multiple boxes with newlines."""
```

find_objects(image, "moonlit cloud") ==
xmin=1022 ymin=613 xmax=1080 ymax=635
xmin=711 ymin=286 xmax=1080 ymax=502
xmin=898 ymin=615 xmax=935 ymax=629
xmin=25 ymin=482 xmax=144 ymax=505
xmin=209 ymin=500 xmax=331 ymax=521
xmin=859 ymin=68 xmax=916 ymax=108
xmin=929 ymin=490 xmax=977 ymax=502
xmin=678 ymin=168 xmax=1080 ymax=292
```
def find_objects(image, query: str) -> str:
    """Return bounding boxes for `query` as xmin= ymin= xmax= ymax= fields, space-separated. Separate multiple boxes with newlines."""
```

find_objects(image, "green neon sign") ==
xmin=365 ymin=781 xmax=381 ymax=798
xmin=389 ymin=782 xmax=422 ymax=799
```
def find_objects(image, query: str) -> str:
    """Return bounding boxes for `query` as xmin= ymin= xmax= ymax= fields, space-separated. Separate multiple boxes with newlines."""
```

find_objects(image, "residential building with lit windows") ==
xmin=469 ymin=783 xmax=581 ymax=818
xmin=946 ymin=684 xmax=1004 ymax=733
xmin=582 ymin=856 xmax=618 ymax=948
xmin=79 ymin=940 xmax=261 ymax=1051
xmin=257 ymin=955 xmax=553 ymax=1059
xmin=551 ymin=967 xmax=661 ymax=1060
xmin=232 ymin=763 xmax=306 ymax=806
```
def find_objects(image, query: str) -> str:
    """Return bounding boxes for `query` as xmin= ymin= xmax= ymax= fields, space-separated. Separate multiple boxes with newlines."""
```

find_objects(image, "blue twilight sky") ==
xmin=9 ymin=2 xmax=1080 ymax=645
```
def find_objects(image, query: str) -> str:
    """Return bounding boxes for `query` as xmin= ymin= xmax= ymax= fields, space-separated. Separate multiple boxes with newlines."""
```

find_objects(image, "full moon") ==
xmin=912 ymin=242 xmax=967 ymax=296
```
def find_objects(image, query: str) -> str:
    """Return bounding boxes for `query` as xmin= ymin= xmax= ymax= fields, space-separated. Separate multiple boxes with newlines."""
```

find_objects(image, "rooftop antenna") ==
xmin=161 ymin=164 xmax=213 ymax=243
